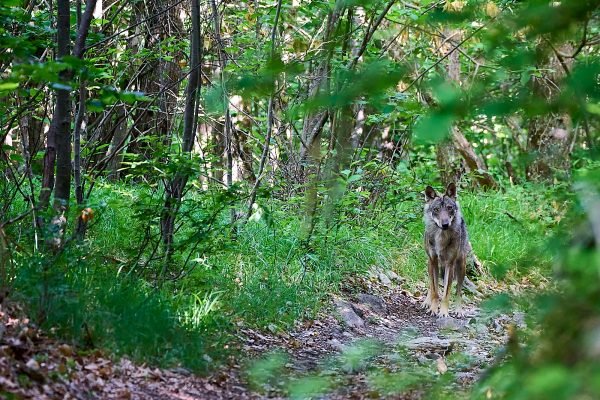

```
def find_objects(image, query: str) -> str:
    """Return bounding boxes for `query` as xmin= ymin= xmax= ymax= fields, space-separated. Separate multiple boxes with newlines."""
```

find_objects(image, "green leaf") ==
xmin=413 ymin=113 xmax=454 ymax=144
xmin=87 ymin=99 xmax=105 ymax=112
xmin=586 ymin=103 xmax=600 ymax=116
xmin=347 ymin=174 xmax=362 ymax=183
xmin=49 ymin=82 xmax=72 ymax=91
xmin=0 ymin=82 xmax=19 ymax=92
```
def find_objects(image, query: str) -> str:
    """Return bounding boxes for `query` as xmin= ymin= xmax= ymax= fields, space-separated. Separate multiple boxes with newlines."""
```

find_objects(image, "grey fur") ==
xmin=423 ymin=183 xmax=469 ymax=317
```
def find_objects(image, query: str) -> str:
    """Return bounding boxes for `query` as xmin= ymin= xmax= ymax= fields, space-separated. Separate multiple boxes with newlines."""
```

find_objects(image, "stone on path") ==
xmin=334 ymin=299 xmax=365 ymax=330
xmin=356 ymin=293 xmax=387 ymax=315
xmin=378 ymin=272 xmax=392 ymax=286
xmin=437 ymin=317 xmax=468 ymax=331
xmin=404 ymin=336 xmax=453 ymax=352
xmin=327 ymin=339 xmax=344 ymax=351
xmin=385 ymin=269 xmax=402 ymax=282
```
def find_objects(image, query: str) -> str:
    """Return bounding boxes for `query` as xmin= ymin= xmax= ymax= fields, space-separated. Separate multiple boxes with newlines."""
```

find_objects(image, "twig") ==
xmin=245 ymin=0 xmax=284 ymax=221
xmin=402 ymin=18 xmax=496 ymax=93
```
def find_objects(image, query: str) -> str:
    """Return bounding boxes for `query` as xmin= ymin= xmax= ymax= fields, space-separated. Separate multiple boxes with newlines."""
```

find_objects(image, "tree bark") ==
xmin=106 ymin=105 xmax=128 ymax=181
xmin=159 ymin=0 xmax=202 ymax=275
xmin=39 ymin=0 xmax=72 ymax=212
xmin=129 ymin=0 xmax=183 ymax=166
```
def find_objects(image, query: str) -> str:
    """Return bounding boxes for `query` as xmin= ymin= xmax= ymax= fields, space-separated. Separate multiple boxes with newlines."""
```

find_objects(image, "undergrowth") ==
xmin=6 ymin=178 xmax=565 ymax=371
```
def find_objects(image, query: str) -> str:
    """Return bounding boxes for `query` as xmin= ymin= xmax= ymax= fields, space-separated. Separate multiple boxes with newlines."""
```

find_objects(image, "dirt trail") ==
xmin=1 ymin=275 xmax=517 ymax=399
xmin=114 ymin=281 xmax=516 ymax=399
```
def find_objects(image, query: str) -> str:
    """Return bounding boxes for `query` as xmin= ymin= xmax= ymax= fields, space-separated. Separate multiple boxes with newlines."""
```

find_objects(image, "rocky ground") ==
xmin=0 ymin=269 xmax=521 ymax=399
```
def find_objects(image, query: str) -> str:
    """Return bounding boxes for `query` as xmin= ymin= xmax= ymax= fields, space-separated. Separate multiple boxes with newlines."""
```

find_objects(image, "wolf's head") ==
xmin=424 ymin=183 xmax=458 ymax=231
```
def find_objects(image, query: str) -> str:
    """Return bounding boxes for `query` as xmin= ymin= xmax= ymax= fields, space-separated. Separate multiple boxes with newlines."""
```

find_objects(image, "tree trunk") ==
xmin=299 ymin=9 xmax=340 ymax=167
xmin=39 ymin=0 xmax=97 ymax=249
xmin=50 ymin=0 xmax=72 ymax=213
xmin=129 ymin=0 xmax=183 ymax=166
xmin=210 ymin=0 xmax=235 ymax=222
xmin=436 ymin=29 xmax=496 ymax=189
xmin=436 ymin=140 xmax=461 ymax=187
xmin=39 ymin=0 xmax=71 ymax=213
xmin=159 ymin=0 xmax=202 ymax=276
xmin=526 ymin=44 xmax=574 ymax=182
xmin=106 ymin=105 xmax=128 ymax=181
xmin=245 ymin=0 xmax=283 ymax=221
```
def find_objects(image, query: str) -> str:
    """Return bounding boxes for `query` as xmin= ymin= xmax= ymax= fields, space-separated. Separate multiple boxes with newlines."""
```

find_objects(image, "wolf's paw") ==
xmin=429 ymin=298 xmax=440 ymax=315
xmin=453 ymin=308 xmax=466 ymax=318
xmin=453 ymin=298 xmax=466 ymax=317
xmin=422 ymin=294 xmax=432 ymax=309
xmin=438 ymin=302 xmax=450 ymax=318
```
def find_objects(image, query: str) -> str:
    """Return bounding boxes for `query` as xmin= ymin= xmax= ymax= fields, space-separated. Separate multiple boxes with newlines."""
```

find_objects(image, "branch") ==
xmin=349 ymin=0 xmax=397 ymax=70
xmin=73 ymin=0 xmax=98 ymax=58
xmin=544 ymin=38 xmax=571 ymax=77
xmin=245 ymin=0 xmax=284 ymax=221
xmin=0 ymin=209 xmax=35 ymax=229
xmin=557 ymin=20 xmax=588 ymax=59
xmin=402 ymin=18 xmax=495 ymax=93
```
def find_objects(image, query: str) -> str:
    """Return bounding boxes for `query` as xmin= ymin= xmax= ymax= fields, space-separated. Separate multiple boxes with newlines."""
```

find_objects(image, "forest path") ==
xmin=0 ymin=272 xmax=516 ymax=399
xmin=117 ymin=274 xmax=517 ymax=400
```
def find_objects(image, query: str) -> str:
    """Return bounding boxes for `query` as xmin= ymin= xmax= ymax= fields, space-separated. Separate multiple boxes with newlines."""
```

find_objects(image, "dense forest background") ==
xmin=1 ymin=0 xmax=599 ymax=398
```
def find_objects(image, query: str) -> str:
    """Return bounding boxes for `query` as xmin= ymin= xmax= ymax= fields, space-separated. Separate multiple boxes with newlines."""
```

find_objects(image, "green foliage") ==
xmin=11 ymin=247 xmax=227 ymax=372
xmin=0 ymin=0 xmax=598 ymax=397
xmin=476 ymin=166 xmax=600 ymax=400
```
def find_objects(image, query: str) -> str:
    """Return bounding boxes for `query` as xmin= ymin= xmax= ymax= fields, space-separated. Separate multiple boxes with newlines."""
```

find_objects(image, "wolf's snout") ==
xmin=441 ymin=222 xmax=450 ymax=230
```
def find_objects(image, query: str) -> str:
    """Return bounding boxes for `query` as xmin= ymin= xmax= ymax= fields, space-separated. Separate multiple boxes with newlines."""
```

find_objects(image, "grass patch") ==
xmin=11 ymin=249 xmax=227 ymax=373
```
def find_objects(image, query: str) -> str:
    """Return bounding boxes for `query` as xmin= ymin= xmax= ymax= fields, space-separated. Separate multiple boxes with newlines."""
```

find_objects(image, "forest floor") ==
xmin=1 ymin=270 xmax=521 ymax=399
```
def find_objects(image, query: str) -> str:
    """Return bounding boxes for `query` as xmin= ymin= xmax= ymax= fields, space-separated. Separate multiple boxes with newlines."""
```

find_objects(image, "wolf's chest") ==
xmin=434 ymin=231 xmax=456 ymax=249
xmin=425 ymin=229 xmax=460 ymax=257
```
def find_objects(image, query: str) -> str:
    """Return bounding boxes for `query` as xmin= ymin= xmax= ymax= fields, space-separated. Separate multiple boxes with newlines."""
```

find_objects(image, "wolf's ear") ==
xmin=445 ymin=182 xmax=457 ymax=199
xmin=425 ymin=186 xmax=437 ymax=202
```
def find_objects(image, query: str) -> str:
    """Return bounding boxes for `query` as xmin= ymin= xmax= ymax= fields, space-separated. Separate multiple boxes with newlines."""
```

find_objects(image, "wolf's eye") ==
xmin=447 ymin=205 xmax=454 ymax=211
xmin=433 ymin=207 xmax=440 ymax=213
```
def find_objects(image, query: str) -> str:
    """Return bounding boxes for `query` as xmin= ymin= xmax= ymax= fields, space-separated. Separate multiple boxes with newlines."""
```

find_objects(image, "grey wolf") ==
xmin=422 ymin=183 xmax=469 ymax=317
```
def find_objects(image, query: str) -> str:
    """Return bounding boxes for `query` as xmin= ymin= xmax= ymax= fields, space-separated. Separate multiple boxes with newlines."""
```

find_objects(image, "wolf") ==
xmin=422 ymin=183 xmax=469 ymax=318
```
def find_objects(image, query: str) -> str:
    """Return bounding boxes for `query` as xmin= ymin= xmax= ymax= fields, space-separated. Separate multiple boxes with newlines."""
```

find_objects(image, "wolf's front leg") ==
xmin=423 ymin=256 xmax=440 ymax=314
xmin=453 ymin=256 xmax=467 ymax=317
xmin=439 ymin=262 xmax=453 ymax=318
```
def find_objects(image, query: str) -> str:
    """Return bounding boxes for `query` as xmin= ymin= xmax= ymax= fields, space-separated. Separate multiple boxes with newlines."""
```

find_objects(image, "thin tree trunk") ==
xmin=39 ymin=0 xmax=71 ymax=212
xmin=210 ymin=0 xmax=235 ymax=222
xmin=71 ymin=0 xmax=98 ymax=240
xmin=106 ymin=105 xmax=128 ymax=181
xmin=437 ymin=29 xmax=496 ymax=189
xmin=73 ymin=84 xmax=87 ymax=238
xmin=73 ymin=86 xmax=85 ymax=206
xmin=50 ymin=0 xmax=72 ymax=212
xmin=159 ymin=0 xmax=202 ymax=275
xmin=40 ymin=0 xmax=97 ymax=250
xmin=299 ymin=10 xmax=340 ymax=165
